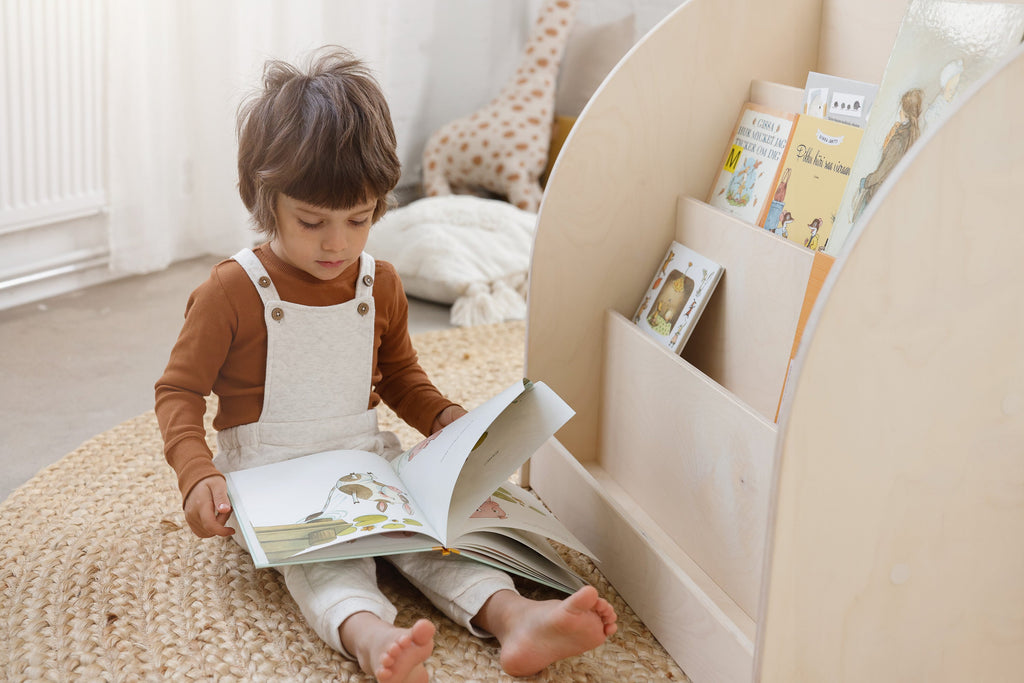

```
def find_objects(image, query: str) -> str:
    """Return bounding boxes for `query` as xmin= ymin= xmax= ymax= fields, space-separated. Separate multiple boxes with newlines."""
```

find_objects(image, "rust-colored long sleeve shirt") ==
xmin=154 ymin=244 xmax=456 ymax=502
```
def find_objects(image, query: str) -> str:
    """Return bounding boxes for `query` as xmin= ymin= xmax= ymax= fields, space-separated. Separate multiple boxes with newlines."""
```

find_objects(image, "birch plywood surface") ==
xmin=675 ymin=198 xmax=813 ymax=420
xmin=527 ymin=0 xmax=822 ymax=461
xmin=758 ymin=48 xmax=1024 ymax=682
xmin=601 ymin=312 xmax=776 ymax=618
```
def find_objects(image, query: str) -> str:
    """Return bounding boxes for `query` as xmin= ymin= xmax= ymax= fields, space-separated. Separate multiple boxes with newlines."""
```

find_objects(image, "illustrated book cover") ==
xmin=826 ymin=0 xmax=1024 ymax=256
xmin=224 ymin=379 xmax=591 ymax=594
xmin=760 ymin=114 xmax=864 ymax=252
xmin=706 ymin=102 xmax=797 ymax=226
xmin=802 ymin=71 xmax=878 ymax=129
xmin=632 ymin=241 xmax=724 ymax=354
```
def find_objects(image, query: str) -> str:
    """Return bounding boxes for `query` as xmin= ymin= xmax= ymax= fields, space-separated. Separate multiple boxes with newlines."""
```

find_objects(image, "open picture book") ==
xmin=224 ymin=379 xmax=592 ymax=593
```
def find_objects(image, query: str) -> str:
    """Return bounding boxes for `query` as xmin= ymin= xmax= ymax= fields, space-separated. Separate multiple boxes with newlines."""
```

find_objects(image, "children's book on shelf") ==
xmin=825 ymin=0 xmax=1024 ymax=256
xmin=632 ymin=241 xmax=724 ymax=354
xmin=775 ymin=251 xmax=836 ymax=423
xmin=707 ymin=102 xmax=797 ymax=225
xmin=802 ymin=71 xmax=878 ymax=129
xmin=224 ymin=379 xmax=592 ymax=594
xmin=760 ymin=114 xmax=864 ymax=252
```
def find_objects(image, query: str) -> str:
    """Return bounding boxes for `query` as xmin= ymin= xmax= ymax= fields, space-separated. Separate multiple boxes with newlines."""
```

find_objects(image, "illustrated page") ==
xmin=453 ymin=481 xmax=592 ymax=556
xmin=226 ymin=449 xmax=440 ymax=567
xmin=445 ymin=381 xmax=574 ymax=540
xmin=390 ymin=379 xmax=548 ymax=544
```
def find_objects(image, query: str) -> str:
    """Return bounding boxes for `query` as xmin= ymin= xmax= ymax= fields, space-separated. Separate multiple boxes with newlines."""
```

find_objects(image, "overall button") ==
xmin=258 ymin=276 xmax=271 ymax=288
xmin=357 ymin=302 xmax=370 ymax=316
xmin=362 ymin=274 xmax=374 ymax=286
xmin=271 ymin=307 xmax=284 ymax=321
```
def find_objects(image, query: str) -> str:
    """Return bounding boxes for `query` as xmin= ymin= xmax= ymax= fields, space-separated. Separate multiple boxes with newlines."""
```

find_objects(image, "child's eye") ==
xmin=350 ymin=218 xmax=370 ymax=227
xmin=299 ymin=219 xmax=322 ymax=229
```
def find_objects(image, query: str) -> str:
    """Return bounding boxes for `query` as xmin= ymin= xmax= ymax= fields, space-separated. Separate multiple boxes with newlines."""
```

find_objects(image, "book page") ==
xmin=444 ymin=381 xmax=574 ymax=539
xmin=453 ymin=481 xmax=593 ymax=557
xmin=389 ymin=379 xmax=565 ymax=545
xmin=225 ymin=449 xmax=441 ymax=567
xmin=453 ymin=530 xmax=586 ymax=594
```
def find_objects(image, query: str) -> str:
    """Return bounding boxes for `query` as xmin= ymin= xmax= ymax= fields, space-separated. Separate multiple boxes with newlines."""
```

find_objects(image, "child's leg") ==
xmin=278 ymin=558 xmax=398 ymax=653
xmin=387 ymin=553 xmax=617 ymax=676
xmin=280 ymin=559 xmax=436 ymax=682
xmin=387 ymin=552 xmax=515 ymax=637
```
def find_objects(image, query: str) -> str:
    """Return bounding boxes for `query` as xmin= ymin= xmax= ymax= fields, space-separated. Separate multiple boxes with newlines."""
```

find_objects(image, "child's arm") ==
xmin=373 ymin=263 xmax=461 ymax=435
xmin=183 ymin=475 xmax=235 ymax=538
xmin=155 ymin=267 xmax=240 ymax=504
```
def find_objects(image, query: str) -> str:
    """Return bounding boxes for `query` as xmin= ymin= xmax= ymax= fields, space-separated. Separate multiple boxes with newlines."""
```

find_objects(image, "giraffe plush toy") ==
xmin=421 ymin=0 xmax=579 ymax=212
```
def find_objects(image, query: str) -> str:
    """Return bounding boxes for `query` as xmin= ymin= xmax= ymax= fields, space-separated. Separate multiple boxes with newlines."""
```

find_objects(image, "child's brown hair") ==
xmin=236 ymin=47 xmax=401 ymax=235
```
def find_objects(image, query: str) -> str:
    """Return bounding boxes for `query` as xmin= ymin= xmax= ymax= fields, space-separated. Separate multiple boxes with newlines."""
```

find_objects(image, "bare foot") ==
xmin=474 ymin=586 xmax=618 ymax=677
xmin=340 ymin=613 xmax=435 ymax=683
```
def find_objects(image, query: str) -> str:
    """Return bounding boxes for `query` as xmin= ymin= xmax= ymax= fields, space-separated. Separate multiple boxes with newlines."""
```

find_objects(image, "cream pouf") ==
xmin=368 ymin=195 xmax=537 ymax=327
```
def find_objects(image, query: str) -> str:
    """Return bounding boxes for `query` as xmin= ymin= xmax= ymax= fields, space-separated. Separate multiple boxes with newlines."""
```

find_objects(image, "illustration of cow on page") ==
xmin=302 ymin=471 xmax=414 ymax=524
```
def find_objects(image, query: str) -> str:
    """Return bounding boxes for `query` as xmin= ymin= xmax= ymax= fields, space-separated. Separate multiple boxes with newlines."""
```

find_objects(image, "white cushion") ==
xmin=366 ymin=195 xmax=538 ymax=327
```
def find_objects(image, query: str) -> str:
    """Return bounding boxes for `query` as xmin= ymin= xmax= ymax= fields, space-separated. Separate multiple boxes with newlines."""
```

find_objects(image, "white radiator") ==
xmin=0 ymin=0 xmax=106 ymax=235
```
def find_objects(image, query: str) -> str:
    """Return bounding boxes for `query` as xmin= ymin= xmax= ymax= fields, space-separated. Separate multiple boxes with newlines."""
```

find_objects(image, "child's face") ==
xmin=270 ymin=193 xmax=375 ymax=281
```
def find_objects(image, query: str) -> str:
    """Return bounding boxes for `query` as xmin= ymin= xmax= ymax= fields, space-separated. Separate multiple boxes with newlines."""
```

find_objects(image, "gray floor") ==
xmin=0 ymin=255 xmax=454 ymax=503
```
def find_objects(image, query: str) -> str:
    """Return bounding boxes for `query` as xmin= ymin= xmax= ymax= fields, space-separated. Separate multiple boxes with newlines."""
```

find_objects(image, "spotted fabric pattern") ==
xmin=421 ymin=0 xmax=579 ymax=212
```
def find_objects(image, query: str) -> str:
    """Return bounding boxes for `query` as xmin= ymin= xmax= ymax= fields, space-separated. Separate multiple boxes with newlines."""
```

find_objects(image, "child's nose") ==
xmin=321 ymin=224 xmax=347 ymax=252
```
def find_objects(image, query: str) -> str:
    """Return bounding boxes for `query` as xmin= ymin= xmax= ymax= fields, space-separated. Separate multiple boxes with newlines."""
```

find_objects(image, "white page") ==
xmin=226 ymin=449 xmax=441 ymax=567
xmin=454 ymin=481 xmax=592 ymax=557
xmin=454 ymin=530 xmax=586 ymax=593
xmin=389 ymin=380 xmax=551 ymax=545
xmin=445 ymin=382 xmax=574 ymax=539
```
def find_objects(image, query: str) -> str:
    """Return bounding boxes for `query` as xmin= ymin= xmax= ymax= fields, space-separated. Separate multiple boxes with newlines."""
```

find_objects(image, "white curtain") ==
xmin=106 ymin=0 xmax=534 ymax=274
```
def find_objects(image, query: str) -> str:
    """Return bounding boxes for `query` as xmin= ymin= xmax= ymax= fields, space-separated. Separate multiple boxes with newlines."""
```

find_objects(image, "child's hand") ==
xmin=431 ymin=405 xmax=467 ymax=434
xmin=183 ymin=475 xmax=235 ymax=538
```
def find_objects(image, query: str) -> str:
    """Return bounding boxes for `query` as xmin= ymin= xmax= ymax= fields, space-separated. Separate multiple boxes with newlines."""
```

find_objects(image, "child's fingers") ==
xmin=211 ymin=484 xmax=233 ymax=518
xmin=184 ymin=477 xmax=234 ymax=538
xmin=204 ymin=481 xmax=235 ymax=537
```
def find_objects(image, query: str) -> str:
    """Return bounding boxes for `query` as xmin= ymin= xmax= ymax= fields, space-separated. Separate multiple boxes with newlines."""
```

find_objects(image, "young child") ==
xmin=154 ymin=47 xmax=616 ymax=682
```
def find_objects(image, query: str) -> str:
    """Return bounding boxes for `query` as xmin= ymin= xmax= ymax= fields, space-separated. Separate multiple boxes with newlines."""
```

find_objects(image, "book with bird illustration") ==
xmin=224 ymin=379 xmax=591 ymax=593
xmin=632 ymin=241 xmax=724 ymax=354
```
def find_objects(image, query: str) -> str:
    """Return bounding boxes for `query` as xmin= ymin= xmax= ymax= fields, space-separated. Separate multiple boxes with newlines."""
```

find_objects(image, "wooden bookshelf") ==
xmin=523 ymin=0 xmax=1024 ymax=680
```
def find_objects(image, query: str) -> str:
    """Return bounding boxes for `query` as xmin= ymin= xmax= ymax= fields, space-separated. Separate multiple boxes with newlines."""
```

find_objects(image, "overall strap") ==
xmin=231 ymin=248 xmax=281 ymax=304
xmin=356 ymin=252 xmax=376 ymax=297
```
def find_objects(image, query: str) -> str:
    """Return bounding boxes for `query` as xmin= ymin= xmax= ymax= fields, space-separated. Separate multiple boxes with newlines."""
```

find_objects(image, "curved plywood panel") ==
xmin=526 ymin=0 xmax=821 ymax=460
xmin=759 ymin=47 xmax=1024 ymax=682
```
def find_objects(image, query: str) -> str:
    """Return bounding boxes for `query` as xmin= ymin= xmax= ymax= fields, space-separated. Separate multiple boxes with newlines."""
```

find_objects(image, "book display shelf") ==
xmin=522 ymin=0 xmax=1024 ymax=681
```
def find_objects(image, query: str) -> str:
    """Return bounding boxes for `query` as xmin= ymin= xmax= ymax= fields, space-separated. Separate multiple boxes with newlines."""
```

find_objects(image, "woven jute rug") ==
xmin=0 ymin=320 xmax=689 ymax=682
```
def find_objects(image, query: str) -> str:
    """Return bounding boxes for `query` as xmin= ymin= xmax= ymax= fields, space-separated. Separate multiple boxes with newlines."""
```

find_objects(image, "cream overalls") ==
xmin=215 ymin=248 xmax=514 ymax=656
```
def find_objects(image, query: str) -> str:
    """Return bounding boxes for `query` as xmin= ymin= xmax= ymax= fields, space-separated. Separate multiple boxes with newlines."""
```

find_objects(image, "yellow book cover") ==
xmin=760 ymin=115 xmax=863 ymax=252
xmin=706 ymin=102 xmax=796 ymax=226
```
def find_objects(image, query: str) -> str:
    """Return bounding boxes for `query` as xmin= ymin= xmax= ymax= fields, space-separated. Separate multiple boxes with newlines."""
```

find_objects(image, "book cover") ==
xmin=826 ymin=0 xmax=1024 ymax=256
xmin=224 ymin=379 xmax=591 ymax=594
xmin=707 ymin=102 xmax=797 ymax=225
xmin=760 ymin=114 xmax=864 ymax=252
xmin=775 ymin=251 xmax=836 ymax=422
xmin=632 ymin=241 xmax=724 ymax=354
xmin=803 ymin=71 xmax=878 ymax=129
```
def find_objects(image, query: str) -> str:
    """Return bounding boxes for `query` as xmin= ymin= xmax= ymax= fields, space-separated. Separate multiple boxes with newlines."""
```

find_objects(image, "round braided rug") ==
xmin=0 ymin=321 xmax=688 ymax=682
